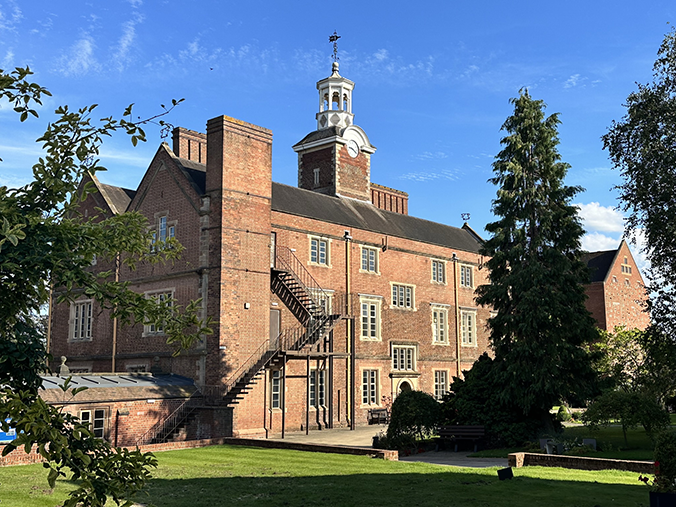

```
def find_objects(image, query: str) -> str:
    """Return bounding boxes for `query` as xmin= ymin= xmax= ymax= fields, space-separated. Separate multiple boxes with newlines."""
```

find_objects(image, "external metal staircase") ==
xmin=216 ymin=245 xmax=345 ymax=405
xmin=137 ymin=246 xmax=346 ymax=444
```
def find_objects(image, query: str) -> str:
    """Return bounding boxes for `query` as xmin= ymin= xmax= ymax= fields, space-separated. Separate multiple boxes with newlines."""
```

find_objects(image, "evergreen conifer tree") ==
xmin=476 ymin=90 xmax=598 ymax=428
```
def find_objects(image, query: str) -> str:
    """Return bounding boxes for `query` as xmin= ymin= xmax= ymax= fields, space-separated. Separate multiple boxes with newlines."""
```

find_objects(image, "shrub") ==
xmin=653 ymin=431 xmax=676 ymax=493
xmin=557 ymin=405 xmax=572 ymax=422
xmin=583 ymin=390 xmax=670 ymax=445
xmin=442 ymin=353 xmax=546 ymax=447
xmin=386 ymin=390 xmax=441 ymax=445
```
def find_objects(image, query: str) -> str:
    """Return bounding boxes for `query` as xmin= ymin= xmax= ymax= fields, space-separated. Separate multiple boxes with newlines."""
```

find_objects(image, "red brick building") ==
xmin=49 ymin=62 xmax=493 ymax=440
xmin=582 ymin=240 xmax=650 ymax=331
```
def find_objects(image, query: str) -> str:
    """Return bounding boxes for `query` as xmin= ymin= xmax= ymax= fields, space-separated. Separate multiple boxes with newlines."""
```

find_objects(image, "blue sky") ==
xmin=2 ymin=0 xmax=674 ymax=273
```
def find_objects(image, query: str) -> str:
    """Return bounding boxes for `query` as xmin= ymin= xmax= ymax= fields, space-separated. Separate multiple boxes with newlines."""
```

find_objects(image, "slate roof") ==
xmin=115 ymin=154 xmax=483 ymax=253
xmin=40 ymin=373 xmax=195 ymax=390
xmin=175 ymin=157 xmax=207 ymax=197
xmin=582 ymin=249 xmax=617 ymax=283
xmin=39 ymin=374 xmax=197 ymax=403
xmin=272 ymin=183 xmax=482 ymax=252
xmin=99 ymin=183 xmax=136 ymax=214
xmin=292 ymin=126 xmax=344 ymax=147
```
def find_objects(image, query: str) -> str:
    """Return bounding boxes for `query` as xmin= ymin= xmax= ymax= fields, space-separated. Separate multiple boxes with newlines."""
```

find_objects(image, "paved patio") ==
xmin=267 ymin=425 xmax=508 ymax=468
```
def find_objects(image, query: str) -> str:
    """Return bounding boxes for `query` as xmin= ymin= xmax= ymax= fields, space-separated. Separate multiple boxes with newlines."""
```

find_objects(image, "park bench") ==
xmin=367 ymin=408 xmax=390 ymax=425
xmin=437 ymin=425 xmax=485 ymax=452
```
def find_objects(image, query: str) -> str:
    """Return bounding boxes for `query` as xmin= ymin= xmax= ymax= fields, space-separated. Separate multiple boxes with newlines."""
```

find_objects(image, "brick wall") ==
xmin=583 ymin=242 xmax=650 ymax=331
xmin=298 ymin=147 xmax=336 ymax=194
xmin=335 ymin=144 xmax=371 ymax=201
xmin=371 ymin=183 xmax=409 ymax=215
xmin=173 ymin=127 xmax=207 ymax=163
xmin=508 ymin=452 xmax=653 ymax=473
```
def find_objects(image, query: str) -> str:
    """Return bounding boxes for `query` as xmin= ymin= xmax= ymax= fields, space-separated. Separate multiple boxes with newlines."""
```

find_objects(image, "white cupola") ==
xmin=315 ymin=62 xmax=355 ymax=130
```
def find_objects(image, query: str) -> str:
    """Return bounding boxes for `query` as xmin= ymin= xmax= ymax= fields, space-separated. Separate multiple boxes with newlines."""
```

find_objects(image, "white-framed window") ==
xmin=80 ymin=409 xmax=106 ymax=439
xmin=70 ymin=299 xmax=93 ymax=341
xmin=362 ymin=369 xmax=379 ymax=405
xmin=391 ymin=283 xmax=414 ymax=309
xmin=434 ymin=370 xmax=449 ymax=400
xmin=360 ymin=296 xmax=381 ymax=341
xmin=309 ymin=369 xmax=326 ymax=408
xmin=360 ymin=246 xmax=378 ymax=274
xmin=313 ymin=168 xmax=320 ymax=186
xmin=432 ymin=307 xmax=449 ymax=344
xmin=392 ymin=345 xmax=416 ymax=371
xmin=431 ymin=260 xmax=446 ymax=284
xmin=621 ymin=257 xmax=632 ymax=274
xmin=150 ymin=214 xmax=176 ymax=253
xmin=461 ymin=310 xmax=477 ymax=346
xmin=460 ymin=265 xmax=473 ymax=288
xmin=271 ymin=370 xmax=282 ymax=409
xmin=144 ymin=290 xmax=174 ymax=335
xmin=309 ymin=236 xmax=329 ymax=266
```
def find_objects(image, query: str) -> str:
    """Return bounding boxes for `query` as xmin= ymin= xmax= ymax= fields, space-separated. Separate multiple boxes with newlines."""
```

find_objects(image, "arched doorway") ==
xmin=398 ymin=380 xmax=411 ymax=393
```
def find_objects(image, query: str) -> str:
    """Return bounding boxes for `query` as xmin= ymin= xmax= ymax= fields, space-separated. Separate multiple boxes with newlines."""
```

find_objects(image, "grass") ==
xmin=0 ymin=445 xmax=653 ymax=507
xmin=472 ymin=420 xmax=675 ymax=461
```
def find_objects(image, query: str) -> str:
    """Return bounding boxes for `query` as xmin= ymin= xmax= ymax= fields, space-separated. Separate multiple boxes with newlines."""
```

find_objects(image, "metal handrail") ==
xmin=275 ymin=246 xmax=330 ymax=320
xmin=135 ymin=391 xmax=198 ymax=446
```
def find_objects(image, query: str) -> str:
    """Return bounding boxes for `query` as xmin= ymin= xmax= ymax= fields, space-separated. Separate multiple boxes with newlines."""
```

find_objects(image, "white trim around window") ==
xmin=360 ymin=245 xmax=379 ymax=274
xmin=69 ymin=299 xmax=93 ymax=342
xmin=459 ymin=264 xmax=474 ymax=288
xmin=360 ymin=295 xmax=382 ymax=341
xmin=390 ymin=282 xmax=415 ymax=310
xmin=431 ymin=259 xmax=446 ymax=284
xmin=391 ymin=344 xmax=417 ymax=372
xmin=431 ymin=304 xmax=450 ymax=345
xmin=434 ymin=370 xmax=449 ymax=400
xmin=143 ymin=289 xmax=175 ymax=336
xmin=461 ymin=309 xmax=477 ymax=347
xmin=361 ymin=368 xmax=380 ymax=406
xmin=80 ymin=408 xmax=106 ymax=439
xmin=308 ymin=235 xmax=331 ymax=267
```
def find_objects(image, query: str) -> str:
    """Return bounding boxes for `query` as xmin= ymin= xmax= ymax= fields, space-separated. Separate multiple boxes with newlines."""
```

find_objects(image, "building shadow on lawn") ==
xmin=142 ymin=470 xmax=648 ymax=507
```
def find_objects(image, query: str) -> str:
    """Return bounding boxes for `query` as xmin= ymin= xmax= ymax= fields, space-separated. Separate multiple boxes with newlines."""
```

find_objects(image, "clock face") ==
xmin=347 ymin=140 xmax=360 ymax=158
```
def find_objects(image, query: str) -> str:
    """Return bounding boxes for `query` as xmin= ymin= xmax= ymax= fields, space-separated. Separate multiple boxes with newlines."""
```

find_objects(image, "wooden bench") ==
xmin=437 ymin=425 xmax=485 ymax=452
xmin=367 ymin=408 xmax=390 ymax=425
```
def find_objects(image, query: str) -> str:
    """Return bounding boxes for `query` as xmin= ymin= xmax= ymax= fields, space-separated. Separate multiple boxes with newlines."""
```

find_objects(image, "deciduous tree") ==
xmin=0 ymin=67 xmax=210 ymax=507
xmin=603 ymin=27 xmax=676 ymax=338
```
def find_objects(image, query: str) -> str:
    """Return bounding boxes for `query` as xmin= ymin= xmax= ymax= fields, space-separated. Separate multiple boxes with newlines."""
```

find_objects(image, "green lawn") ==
xmin=473 ymin=423 xmax=665 ymax=460
xmin=0 ymin=445 xmax=653 ymax=507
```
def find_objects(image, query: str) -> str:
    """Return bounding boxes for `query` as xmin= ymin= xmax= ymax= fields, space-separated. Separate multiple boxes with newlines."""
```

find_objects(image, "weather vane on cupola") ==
xmin=329 ymin=31 xmax=341 ymax=62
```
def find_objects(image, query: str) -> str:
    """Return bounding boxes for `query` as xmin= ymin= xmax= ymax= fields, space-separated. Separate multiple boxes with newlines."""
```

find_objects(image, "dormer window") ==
xmin=314 ymin=168 xmax=320 ymax=187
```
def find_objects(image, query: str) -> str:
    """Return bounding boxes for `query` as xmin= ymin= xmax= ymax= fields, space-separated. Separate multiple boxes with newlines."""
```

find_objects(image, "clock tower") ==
xmin=293 ymin=61 xmax=376 ymax=201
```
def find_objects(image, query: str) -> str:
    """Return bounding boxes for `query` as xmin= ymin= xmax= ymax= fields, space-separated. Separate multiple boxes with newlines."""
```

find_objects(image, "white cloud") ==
xmin=0 ymin=1 xmax=22 ymax=31
xmin=373 ymin=49 xmax=388 ymax=62
xmin=564 ymin=74 xmax=581 ymax=88
xmin=576 ymin=201 xmax=625 ymax=233
xmin=57 ymin=36 xmax=99 ymax=76
xmin=580 ymin=231 xmax=620 ymax=253
xmin=413 ymin=151 xmax=448 ymax=161
xmin=113 ymin=14 xmax=144 ymax=71
xmin=2 ymin=49 xmax=13 ymax=68
xmin=399 ymin=168 xmax=459 ymax=182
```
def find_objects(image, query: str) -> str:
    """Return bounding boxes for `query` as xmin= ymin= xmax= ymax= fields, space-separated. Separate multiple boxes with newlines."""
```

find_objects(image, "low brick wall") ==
xmin=508 ymin=452 xmax=653 ymax=474
xmin=222 ymin=437 xmax=398 ymax=461
xmin=0 ymin=437 xmax=397 ymax=466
